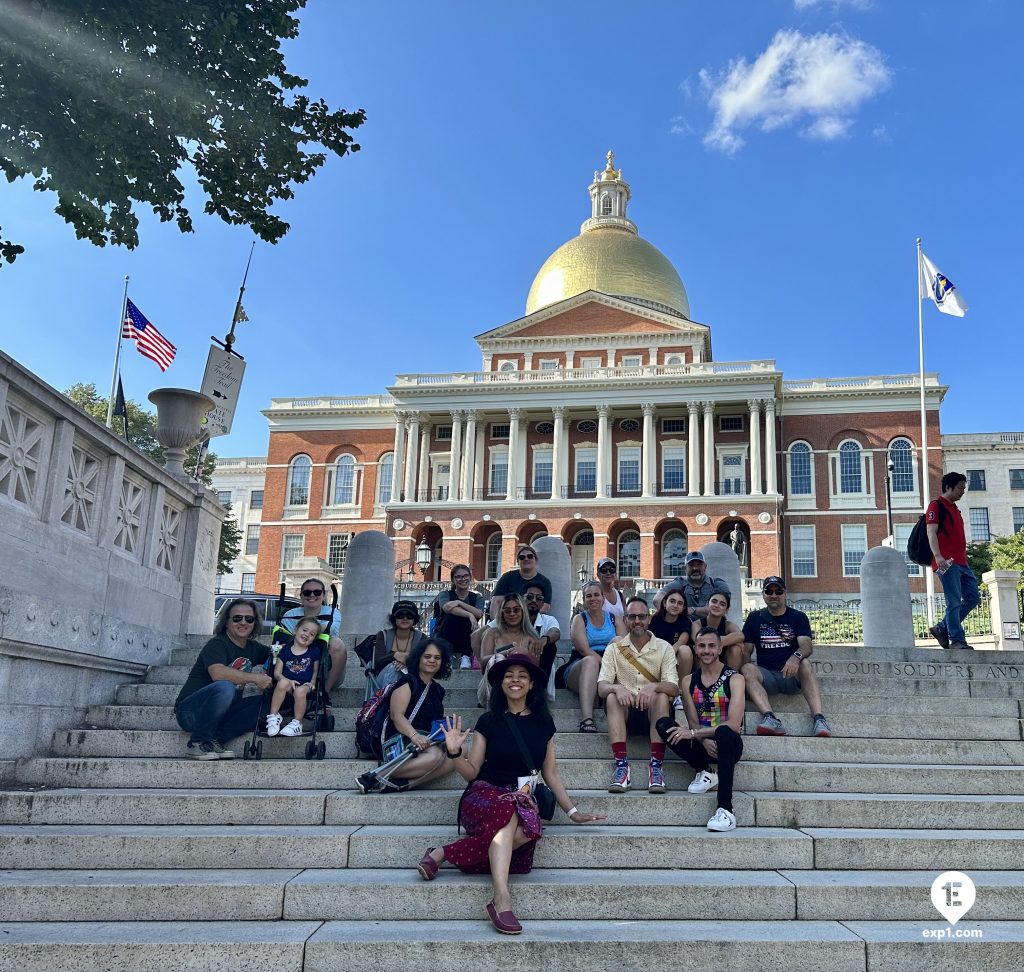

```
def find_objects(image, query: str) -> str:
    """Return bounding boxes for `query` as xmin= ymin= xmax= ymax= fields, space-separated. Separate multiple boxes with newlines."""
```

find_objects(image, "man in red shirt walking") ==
xmin=926 ymin=471 xmax=979 ymax=651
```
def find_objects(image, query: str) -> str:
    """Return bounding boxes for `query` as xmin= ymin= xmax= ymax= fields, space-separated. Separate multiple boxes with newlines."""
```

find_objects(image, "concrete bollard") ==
xmin=534 ymin=535 xmax=573 ymax=645
xmin=860 ymin=546 xmax=915 ymax=649
xmin=339 ymin=531 xmax=396 ymax=679
xmin=701 ymin=541 xmax=744 ymax=626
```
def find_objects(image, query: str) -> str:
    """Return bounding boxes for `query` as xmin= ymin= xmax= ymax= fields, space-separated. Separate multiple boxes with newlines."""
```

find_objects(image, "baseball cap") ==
xmin=597 ymin=557 xmax=616 ymax=570
xmin=762 ymin=576 xmax=786 ymax=591
xmin=685 ymin=551 xmax=705 ymax=564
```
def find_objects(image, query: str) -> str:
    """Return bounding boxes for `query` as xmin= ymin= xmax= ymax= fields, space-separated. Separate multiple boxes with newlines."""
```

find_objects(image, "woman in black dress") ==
xmin=416 ymin=654 xmax=604 ymax=935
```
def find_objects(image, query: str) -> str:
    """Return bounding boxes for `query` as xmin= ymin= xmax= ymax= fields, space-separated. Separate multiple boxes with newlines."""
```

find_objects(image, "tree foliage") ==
xmin=0 ymin=1 xmax=365 ymax=265
xmin=991 ymin=530 xmax=1024 ymax=592
xmin=966 ymin=541 xmax=993 ymax=585
xmin=217 ymin=503 xmax=243 ymax=575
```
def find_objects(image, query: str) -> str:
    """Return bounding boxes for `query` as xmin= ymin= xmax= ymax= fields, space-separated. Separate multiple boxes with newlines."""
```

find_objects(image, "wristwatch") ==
xmin=792 ymin=651 xmax=803 ymax=660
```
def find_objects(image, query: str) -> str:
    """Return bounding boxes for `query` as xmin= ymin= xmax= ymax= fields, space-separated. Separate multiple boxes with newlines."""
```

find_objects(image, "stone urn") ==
xmin=148 ymin=388 xmax=215 ymax=480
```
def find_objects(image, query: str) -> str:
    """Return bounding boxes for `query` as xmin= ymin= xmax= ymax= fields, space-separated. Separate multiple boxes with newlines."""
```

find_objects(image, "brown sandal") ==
xmin=578 ymin=718 xmax=598 ymax=733
xmin=417 ymin=848 xmax=439 ymax=881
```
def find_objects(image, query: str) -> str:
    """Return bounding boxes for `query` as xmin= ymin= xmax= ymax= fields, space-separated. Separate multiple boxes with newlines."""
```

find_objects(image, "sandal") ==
xmin=417 ymin=848 xmax=439 ymax=881
xmin=578 ymin=718 xmax=598 ymax=733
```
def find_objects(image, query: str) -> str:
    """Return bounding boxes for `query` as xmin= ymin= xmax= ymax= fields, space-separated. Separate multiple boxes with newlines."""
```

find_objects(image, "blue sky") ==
xmin=1 ymin=0 xmax=1019 ymax=458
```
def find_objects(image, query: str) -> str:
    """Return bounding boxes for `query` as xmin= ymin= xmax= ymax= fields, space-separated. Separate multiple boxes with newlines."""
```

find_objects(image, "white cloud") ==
xmin=794 ymin=0 xmax=871 ymax=10
xmin=669 ymin=116 xmax=695 ymax=137
xmin=701 ymin=29 xmax=890 ymax=154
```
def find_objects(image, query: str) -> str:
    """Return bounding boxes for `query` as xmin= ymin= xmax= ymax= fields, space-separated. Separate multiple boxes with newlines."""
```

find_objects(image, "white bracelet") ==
xmin=567 ymin=806 xmax=579 ymax=817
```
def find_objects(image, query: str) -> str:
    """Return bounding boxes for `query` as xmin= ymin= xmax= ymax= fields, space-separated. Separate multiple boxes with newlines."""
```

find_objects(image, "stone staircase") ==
xmin=2 ymin=643 xmax=1023 ymax=970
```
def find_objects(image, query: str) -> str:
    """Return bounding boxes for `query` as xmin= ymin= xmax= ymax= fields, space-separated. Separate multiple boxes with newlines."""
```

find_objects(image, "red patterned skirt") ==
xmin=442 ymin=779 xmax=543 ymax=875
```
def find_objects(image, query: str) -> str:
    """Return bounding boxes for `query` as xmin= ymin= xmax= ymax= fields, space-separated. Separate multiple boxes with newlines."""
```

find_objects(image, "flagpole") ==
xmin=226 ymin=241 xmax=255 ymax=353
xmin=916 ymin=238 xmax=936 ymax=626
xmin=105 ymin=275 xmax=129 ymax=428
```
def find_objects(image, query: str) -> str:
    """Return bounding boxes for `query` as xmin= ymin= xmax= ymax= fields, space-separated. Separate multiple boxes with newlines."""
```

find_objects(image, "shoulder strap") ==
xmin=618 ymin=642 xmax=660 ymax=683
xmin=694 ymin=669 xmax=730 ymax=718
xmin=503 ymin=712 xmax=539 ymax=774
xmin=406 ymin=680 xmax=431 ymax=723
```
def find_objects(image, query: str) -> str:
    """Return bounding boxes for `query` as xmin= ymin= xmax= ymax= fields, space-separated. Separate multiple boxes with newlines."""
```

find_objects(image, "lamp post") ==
xmin=577 ymin=564 xmax=588 ymax=587
xmin=415 ymin=539 xmax=433 ymax=577
xmin=884 ymin=459 xmax=895 ymax=544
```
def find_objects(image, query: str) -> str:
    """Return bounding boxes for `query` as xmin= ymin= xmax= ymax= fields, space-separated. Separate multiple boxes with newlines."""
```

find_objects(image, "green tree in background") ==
xmin=966 ymin=541 xmax=993 ymax=585
xmin=65 ymin=382 xmax=241 ymax=574
xmin=0 ymin=1 xmax=365 ymax=266
xmin=991 ymin=531 xmax=1024 ymax=593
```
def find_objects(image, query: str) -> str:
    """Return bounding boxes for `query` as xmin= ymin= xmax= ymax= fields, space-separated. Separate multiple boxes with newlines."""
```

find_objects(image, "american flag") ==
xmin=122 ymin=298 xmax=176 ymax=371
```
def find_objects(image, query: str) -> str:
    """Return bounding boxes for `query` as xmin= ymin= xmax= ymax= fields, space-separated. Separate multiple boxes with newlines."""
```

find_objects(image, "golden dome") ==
xmin=526 ymin=225 xmax=691 ymax=319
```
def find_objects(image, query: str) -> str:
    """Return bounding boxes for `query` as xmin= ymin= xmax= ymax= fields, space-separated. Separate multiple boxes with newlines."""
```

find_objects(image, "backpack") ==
xmin=354 ymin=680 xmax=398 ymax=757
xmin=907 ymin=501 xmax=946 ymax=566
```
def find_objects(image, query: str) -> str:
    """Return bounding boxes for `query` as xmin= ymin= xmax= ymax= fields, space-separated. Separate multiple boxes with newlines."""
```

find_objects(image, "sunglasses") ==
xmin=518 ymin=553 xmax=536 ymax=561
xmin=453 ymin=574 xmax=471 ymax=581
xmin=502 ymin=604 xmax=523 ymax=611
xmin=598 ymin=566 xmax=616 ymax=574
xmin=230 ymin=614 xmax=255 ymax=624
xmin=522 ymin=593 xmax=544 ymax=602
xmin=764 ymin=588 xmax=785 ymax=595
xmin=394 ymin=612 xmax=417 ymax=620
xmin=301 ymin=589 xmax=324 ymax=598
xmin=625 ymin=613 xmax=648 ymax=621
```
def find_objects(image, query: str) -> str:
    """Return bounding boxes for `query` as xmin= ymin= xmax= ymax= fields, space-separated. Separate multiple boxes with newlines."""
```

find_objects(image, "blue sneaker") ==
xmin=648 ymin=759 xmax=666 ymax=794
xmin=608 ymin=760 xmax=631 ymax=793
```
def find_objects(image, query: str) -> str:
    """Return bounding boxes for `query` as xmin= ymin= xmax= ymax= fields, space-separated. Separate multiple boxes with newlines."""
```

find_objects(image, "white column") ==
xmin=597 ymin=405 xmax=610 ymax=499
xmin=642 ymin=403 xmax=655 ymax=498
xmin=606 ymin=349 xmax=615 ymax=368
xmin=649 ymin=346 xmax=658 ymax=367
xmin=417 ymin=420 xmax=431 ymax=500
xmin=523 ymin=351 xmax=534 ymax=371
xmin=516 ymin=412 xmax=528 ymax=495
xmin=764 ymin=400 xmax=778 ymax=494
xmin=506 ymin=408 xmax=520 ymax=501
xmin=391 ymin=411 xmax=407 ymax=503
xmin=702 ymin=402 xmax=715 ymax=497
xmin=474 ymin=422 xmax=485 ymax=496
xmin=405 ymin=412 xmax=420 ymax=501
xmin=748 ymin=399 xmax=762 ymax=495
xmin=448 ymin=410 xmax=463 ymax=502
xmin=461 ymin=409 xmax=477 ymax=500
xmin=565 ymin=349 xmax=575 ymax=371
xmin=687 ymin=402 xmax=700 ymax=497
xmin=551 ymin=406 xmax=565 ymax=499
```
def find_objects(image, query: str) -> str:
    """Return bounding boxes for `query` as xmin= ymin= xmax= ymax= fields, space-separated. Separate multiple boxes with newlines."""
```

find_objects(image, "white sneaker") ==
xmin=688 ymin=770 xmax=719 ymax=794
xmin=279 ymin=719 xmax=303 ymax=736
xmin=673 ymin=695 xmax=685 ymax=709
xmin=460 ymin=655 xmax=472 ymax=669
xmin=707 ymin=807 xmax=736 ymax=832
xmin=266 ymin=713 xmax=282 ymax=737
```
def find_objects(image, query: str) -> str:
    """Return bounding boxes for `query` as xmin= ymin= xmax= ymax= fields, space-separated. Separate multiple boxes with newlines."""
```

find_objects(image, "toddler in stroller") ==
xmin=267 ymin=617 xmax=322 ymax=737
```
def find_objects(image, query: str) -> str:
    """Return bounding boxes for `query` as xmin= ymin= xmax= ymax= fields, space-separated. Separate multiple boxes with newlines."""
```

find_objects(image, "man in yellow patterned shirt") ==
xmin=598 ymin=597 xmax=679 ymax=794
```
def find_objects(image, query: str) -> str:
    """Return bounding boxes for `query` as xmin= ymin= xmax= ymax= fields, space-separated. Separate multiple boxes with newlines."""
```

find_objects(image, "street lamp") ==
xmin=415 ymin=540 xmax=433 ymax=573
xmin=577 ymin=563 xmax=588 ymax=586
xmin=884 ymin=459 xmax=895 ymax=544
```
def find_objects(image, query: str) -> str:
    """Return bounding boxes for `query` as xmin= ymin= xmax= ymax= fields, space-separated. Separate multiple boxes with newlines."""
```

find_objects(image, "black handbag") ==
xmin=503 ymin=713 xmax=556 ymax=820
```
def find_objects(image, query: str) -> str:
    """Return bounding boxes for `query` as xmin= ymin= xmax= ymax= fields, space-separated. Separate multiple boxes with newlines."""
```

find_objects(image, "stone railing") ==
xmin=783 ymin=374 xmax=938 ymax=393
xmin=267 ymin=395 xmax=396 ymax=410
xmin=0 ymin=350 xmax=225 ymax=762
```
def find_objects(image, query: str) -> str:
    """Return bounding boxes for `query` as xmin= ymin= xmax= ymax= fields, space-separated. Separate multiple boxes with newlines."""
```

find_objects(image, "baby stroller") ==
xmin=242 ymin=582 xmax=334 ymax=761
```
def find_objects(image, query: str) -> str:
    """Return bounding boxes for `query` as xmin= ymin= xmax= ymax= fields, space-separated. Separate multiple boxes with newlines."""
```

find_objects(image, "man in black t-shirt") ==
xmin=741 ymin=577 xmax=832 ymax=738
xmin=489 ymin=544 xmax=553 ymax=618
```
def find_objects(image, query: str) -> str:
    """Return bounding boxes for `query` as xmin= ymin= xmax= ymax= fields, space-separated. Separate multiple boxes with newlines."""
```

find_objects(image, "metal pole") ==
xmin=917 ymin=238 xmax=935 ymax=625
xmin=105 ymin=275 xmax=129 ymax=428
xmin=885 ymin=461 xmax=894 ymax=541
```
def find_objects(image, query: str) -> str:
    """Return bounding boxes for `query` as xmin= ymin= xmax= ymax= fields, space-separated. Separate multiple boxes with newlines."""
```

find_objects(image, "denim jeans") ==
xmin=936 ymin=563 xmax=981 ymax=643
xmin=174 ymin=680 xmax=263 ymax=744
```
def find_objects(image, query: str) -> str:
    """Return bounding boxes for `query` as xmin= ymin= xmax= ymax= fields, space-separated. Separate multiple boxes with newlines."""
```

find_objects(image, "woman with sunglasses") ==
xmin=433 ymin=564 xmax=485 ymax=670
xmin=416 ymin=653 xmax=605 ymax=935
xmin=174 ymin=599 xmax=272 ymax=760
xmin=562 ymin=580 xmax=626 ymax=733
xmin=371 ymin=600 xmax=429 ymax=690
xmin=595 ymin=557 xmax=625 ymax=620
xmin=693 ymin=590 xmax=744 ymax=671
xmin=478 ymin=596 xmax=545 ymax=706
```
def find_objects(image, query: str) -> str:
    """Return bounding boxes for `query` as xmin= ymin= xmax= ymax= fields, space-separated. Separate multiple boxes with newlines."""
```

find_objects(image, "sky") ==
xmin=1 ymin=0 xmax=1020 ymax=459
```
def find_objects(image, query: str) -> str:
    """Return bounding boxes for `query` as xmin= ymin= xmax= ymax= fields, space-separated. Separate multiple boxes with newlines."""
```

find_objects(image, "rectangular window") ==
xmin=489 ymin=424 xmax=510 ymax=440
xmin=662 ymin=418 xmax=686 ymax=434
xmin=533 ymin=452 xmax=552 ymax=494
xmin=966 ymin=469 xmax=986 ymax=491
xmin=969 ymin=507 xmax=990 ymax=542
xmin=1010 ymin=469 xmax=1024 ymax=490
xmin=719 ymin=415 xmax=744 ymax=433
xmin=216 ymin=490 xmax=231 ymax=507
xmin=893 ymin=523 xmax=921 ymax=576
xmin=282 ymin=534 xmax=305 ymax=569
xmin=435 ymin=425 xmax=452 ymax=441
xmin=579 ymin=356 xmax=603 ymax=370
xmin=618 ymin=447 xmax=641 ymax=492
xmin=841 ymin=524 xmax=868 ymax=577
xmin=488 ymin=452 xmax=508 ymax=495
xmin=662 ymin=446 xmax=686 ymax=491
xmin=789 ymin=447 xmax=812 ymax=495
xmin=721 ymin=454 xmax=743 ymax=494
xmin=245 ymin=524 xmax=260 ymax=556
xmin=328 ymin=533 xmax=351 ymax=573
xmin=621 ymin=355 xmax=643 ymax=368
xmin=485 ymin=540 xmax=502 ymax=580
xmin=538 ymin=359 xmax=559 ymax=370
xmin=241 ymin=572 xmax=256 ymax=594
xmin=575 ymin=448 xmax=597 ymax=493
xmin=790 ymin=525 xmax=816 ymax=577
xmin=249 ymin=489 xmax=264 ymax=510
xmin=1013 ymin=507 xmax=1024 ymax=533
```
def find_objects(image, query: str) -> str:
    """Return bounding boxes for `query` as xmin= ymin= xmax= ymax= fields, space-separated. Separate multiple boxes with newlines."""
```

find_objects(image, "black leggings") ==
xmin=655 ymin=718 xmax=743 ymax=812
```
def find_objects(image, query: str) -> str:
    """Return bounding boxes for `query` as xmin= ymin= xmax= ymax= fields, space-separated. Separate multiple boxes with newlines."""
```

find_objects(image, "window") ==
xmin=841 ymin=524 xmax=867 ymax=577
xmin=788 ymin=442 xmax=813 ymax=496
xmin=532 ymin=450 xmax=552 ymax=494
xmin=969 ymin=508 xmax=991 ymax=542
xmin=241 ymin=573 xmax=256 ymax=593
xmin=282 ymin=534 xmax=305 ymax=568
xmin=328 ymin=533 xmax=351 ymax=573
xmin=1013 ymin=508 xmax=1024 ymax=533
xmin=839 ymin=441 xmax=863 ymax=493
xmin=580 ymin=356 xmax=603 ymax=369
xmin=249 ymin=489 xmax=264 ymax=510
xmin=434 ymin=425 xmax=452 ymax=442
xmin=287 ymin=456 xmax=311 ymax=506
xmin=377 ymin=453 xmax=393 ymax=505
xmin=538 ymin=360 xmax=559 ymax=371
xmin=665 ymin=355 xmax=685 ymax=366
xmin=621 ymin=356 xmax=643 ymax=369
xmin=216 ymin=490 xmax=231 ymax=507
xmin=332 ymin=454 xmax=356 ymax=505
xmin=721 ymin=454 xmax=743 ymax=494
xmin=535 ymin=421 xmax=554 ymax=434
xmin=601 ymin=193 xmax=612 ymax=215
xmin=719 ymin=415 xmax=744 ymax=433
xmin=245 ymin=524 xmax=260 ymax=556
xmin=618 ymin=447 xmax=641 ymax=492
xmin=619 ymin=419 xmax=640 ymax=433
xmin=661 ymin=529 xmax=687 ymax=577
xmin=662 ymin=446 xmax=686 ymax=491
xmin=617 ymin=530 xmax=640 ymax=578
xmin=662 ymin=418 xmax=686 ymax=434
xmin=498 ymin=361 xmax=516 ymax=372
xmin=485 ymin=534 xmax=503 ymax=579
xmin=888 ymin=438 xmax=916 ymax=493
xmin=575 ymin=448 xmax=597 ymax=493
xmin=488 ymin=449 xmax=508 ymax=496
xmin=490 ymin=424 xmax=510 ymax=439
xmin=893 ymin=523 xmax=921 ymax=576
xmin=790 ymin=525 xmax=817 ymax=577
xmin=966 ymin=469 xmax=986 ymax=491
xmin=577 ymin=420 xmax=597 ymax=434
xmin=1010 ymin=469 xmax=1024 ymax=490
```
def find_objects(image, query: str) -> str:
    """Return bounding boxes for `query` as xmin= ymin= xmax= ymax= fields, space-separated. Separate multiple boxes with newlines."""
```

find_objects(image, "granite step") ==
xmin=804 ymin=826 xmax=1024 ymax=869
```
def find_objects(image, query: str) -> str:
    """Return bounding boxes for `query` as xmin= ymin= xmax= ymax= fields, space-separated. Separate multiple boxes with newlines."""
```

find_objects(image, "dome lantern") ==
xmin=582 ymin=150 xmax=636 ymax=235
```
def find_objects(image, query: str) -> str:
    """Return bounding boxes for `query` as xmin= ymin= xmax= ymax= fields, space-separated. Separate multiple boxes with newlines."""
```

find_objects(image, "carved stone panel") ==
xmin=0 ymin=394 xmax=52 ymax=510
xmin=61 ymin=438 xmax=104 ymax=535
xmin=113 ymin=473 xmax=149 ymax=556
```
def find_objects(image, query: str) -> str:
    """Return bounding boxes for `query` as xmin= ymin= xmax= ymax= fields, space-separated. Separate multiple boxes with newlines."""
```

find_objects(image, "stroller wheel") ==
xmin=326 ymin=714 xmax=336 ymax=732
xmin=305 ymin=740 xmax=315 ymax=760
xmin=317 ymin=740 xmax=327 ymax=760
xmin=242 ymin=742 xmax=252 ymax=760
xmin=254 ymin=740 xmax=263 ymax=760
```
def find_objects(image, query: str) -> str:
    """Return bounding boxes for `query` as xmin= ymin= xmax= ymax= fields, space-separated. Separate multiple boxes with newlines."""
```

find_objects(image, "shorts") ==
xmin=758 ymin=666 xmax=801 ymax=695
xmin=625 ymin=708 xmax=651 ymax=736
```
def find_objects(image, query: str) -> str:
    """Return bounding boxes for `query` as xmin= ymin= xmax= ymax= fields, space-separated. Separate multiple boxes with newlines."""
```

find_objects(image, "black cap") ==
xmin=762 ymin=576 xmax=786 ymax=591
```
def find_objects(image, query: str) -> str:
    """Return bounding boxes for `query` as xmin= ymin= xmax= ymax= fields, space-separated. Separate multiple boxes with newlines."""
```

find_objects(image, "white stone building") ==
xmin=210 ymin=456 xmax=266 ymax=593
xmin=942 ymin=433 xmax=1024 ymax=541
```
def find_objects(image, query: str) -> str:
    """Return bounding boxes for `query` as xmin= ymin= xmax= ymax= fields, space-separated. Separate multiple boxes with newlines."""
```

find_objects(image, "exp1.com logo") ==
xmin=923 ymin=872 xmax=983 ymax=940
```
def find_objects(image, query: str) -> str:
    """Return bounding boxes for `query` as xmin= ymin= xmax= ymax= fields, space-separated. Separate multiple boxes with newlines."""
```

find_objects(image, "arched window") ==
xmin=377 ymin=453 xmax=393 ymax=505
xmin=287 ymin=455 xmax=311 ymax=506
xmin=788 ymin=442 xmax=813 ymax=495
xmin=601 ymin=193 xmax=612 ymax=215
xmin=661 ymin=529 xmax=687 ymax=578
xmin=498 ymin=360 xmax=516 ymax=372
xmin=889 ymin=437 xmax=915 ymax=493
xmin=665 ymin=354 xmax=684 ymax=366
xmin=485 ymin=533 xmax=503 ymax=579
xmin=332 ymin=454 xmax=356 ymax=505
xmin=617 ymin=530 xmax=640 ymax=578
xmin=839 ymin=440 xmax=862 ymax=494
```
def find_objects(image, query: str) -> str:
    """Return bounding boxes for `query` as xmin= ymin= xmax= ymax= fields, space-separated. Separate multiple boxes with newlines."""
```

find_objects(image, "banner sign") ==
xmin=200 ymin=344 xmax=246 ymax=439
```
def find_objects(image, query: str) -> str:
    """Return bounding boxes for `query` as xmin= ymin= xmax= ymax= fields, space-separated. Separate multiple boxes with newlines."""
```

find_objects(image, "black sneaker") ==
xmin=189 ymin=741 xmax=220 ymax=761
xmin=356 ymin=772 xmax=384 ymax=794
xmin=211 ymin=740 xmax=236 ymax=759
xmin=929 ymin=625 xmax=950 ymax=649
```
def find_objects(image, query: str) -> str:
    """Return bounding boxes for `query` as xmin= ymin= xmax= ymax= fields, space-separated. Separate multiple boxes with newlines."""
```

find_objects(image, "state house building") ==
xmin=254 ymin=154 xmax=943 ymax=599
